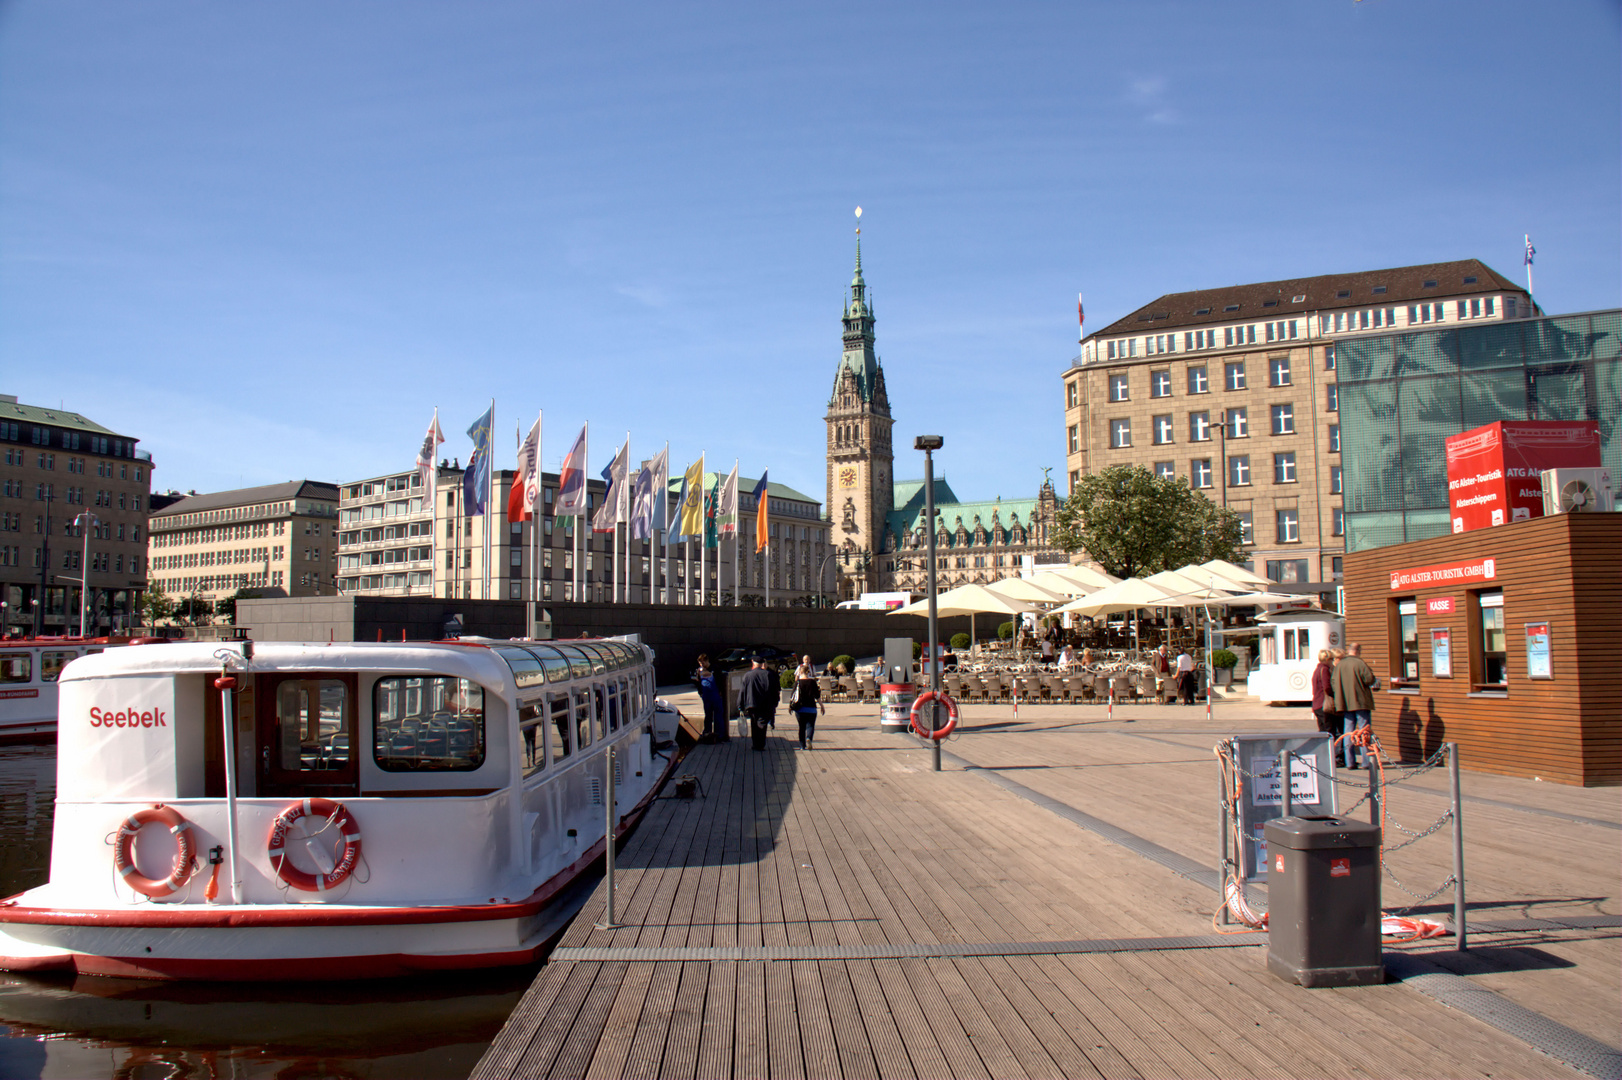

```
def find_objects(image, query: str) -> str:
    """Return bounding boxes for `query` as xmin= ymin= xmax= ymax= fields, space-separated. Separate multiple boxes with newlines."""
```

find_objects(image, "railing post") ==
xmin=596 ymin=745 xmax=623 ymax=930
xmin=1448 ymin=742 xmax=1467 ymax=951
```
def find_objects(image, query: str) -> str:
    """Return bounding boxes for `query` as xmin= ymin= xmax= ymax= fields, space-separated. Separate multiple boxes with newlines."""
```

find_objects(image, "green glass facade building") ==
xmin=1340 ymin=309 xmax=1620 ymax=552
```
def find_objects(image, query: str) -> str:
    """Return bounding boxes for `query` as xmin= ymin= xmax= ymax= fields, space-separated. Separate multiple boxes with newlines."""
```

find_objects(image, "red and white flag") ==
xmin=556 ymin=424 xmax=589 ymax=518
xmin=508 ymin=414 xmax=541 ymax=522
xmin=415 ymin=411 xmax=444 ymax=485
xmin=1077 ymin=292 xmax=1085 ymax=334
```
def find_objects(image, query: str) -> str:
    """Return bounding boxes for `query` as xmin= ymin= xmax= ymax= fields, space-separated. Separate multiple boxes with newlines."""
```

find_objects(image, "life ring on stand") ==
xmin=909 ymin=691 xmax=958 ymax=740
xmin=267 ymin=798 xmax=363 ymax=893
xmin=113 ymin=805 xmax=197 ymax=898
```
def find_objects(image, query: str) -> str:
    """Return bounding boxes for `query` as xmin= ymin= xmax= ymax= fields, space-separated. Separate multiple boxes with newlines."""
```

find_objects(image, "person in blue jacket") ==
xmin=693 ymin=654 xmax=725 ymax=742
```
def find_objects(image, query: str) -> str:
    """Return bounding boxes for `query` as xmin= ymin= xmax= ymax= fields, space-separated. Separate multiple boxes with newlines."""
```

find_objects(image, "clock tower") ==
xmin=825 ymin=220 xmax=894 ymax=600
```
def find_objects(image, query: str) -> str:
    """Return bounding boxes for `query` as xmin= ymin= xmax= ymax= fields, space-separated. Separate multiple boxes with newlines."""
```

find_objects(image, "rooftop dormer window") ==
xmin=1263 ymin=299 xmax=1278 ymax=308
xmin=1291 ymin=294 xmax=1305 ymax=303
xmin=1423 ymin=280 xmax=1437 ymax=288
xmin=1463 ymin=276 xmax=1477 ymax=284
xmin=1372 ymin=286 xmax=1387 ymax=294
xmin=1195 ymin=307 xmax=1212 ymax=316
xmin=1223 ymin=304 xmax=1240 ymax=312
xmin=1336 ymin=290 xmax=1351 ymax=299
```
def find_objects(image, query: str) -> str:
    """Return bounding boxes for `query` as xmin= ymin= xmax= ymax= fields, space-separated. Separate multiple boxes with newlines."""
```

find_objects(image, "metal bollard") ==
xmin=595 ymin=745 xmax=623 ymax=930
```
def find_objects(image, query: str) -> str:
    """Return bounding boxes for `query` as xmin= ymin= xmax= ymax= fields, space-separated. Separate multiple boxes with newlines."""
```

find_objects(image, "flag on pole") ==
xmin=704 ymin=477 xmax=720 ymax=550
xmin=1524 ymin=235 xmax=1535 ymax=265
xmin=463 ymin=405 xmax=493 ymax=516
xmin=629 ymin=464 xmax=655 ymax=541
xmin=648 ymin=445 xmax=668 ymax=534
xmin=555 ymin=424 xmax=589 ymax=517
xmin=593 ymin=438 xmax=629 ymax=533
xmin=416 ymin=412 xmax=444 ymax=485
xmin=508 ymin=415 xmax=541 ymax=523
xmin=1077 ymin=292 xmax=1085 ymax=334
xmin=751 ymin=471 xmax=769 ymax=553
xmin=676 ymin=456 xmax=705 ymax=539
xmin=717 ymin=462 xmax=739 ymax=535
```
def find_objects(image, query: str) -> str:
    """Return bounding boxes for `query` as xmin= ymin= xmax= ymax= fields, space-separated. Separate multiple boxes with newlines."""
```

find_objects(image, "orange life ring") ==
xmin=267 ymin=798 xmax=363 ymax=893
xmin=909 ymin=690 xmax=958 ymax=740
xmin=113 ymin=804 xmax=197 ymax=898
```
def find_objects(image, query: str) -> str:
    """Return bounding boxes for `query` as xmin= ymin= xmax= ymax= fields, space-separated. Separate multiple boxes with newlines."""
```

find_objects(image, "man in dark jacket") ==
xmin=1330 ymin=642 xmax=1378 ymax=769
xmin=736 ymin=659 xmax=776 ymax=751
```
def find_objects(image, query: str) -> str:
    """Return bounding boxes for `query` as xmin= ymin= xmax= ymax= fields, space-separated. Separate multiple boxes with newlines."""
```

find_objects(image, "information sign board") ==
xmin=1231 ymin=733 xmax=1337 ymax=882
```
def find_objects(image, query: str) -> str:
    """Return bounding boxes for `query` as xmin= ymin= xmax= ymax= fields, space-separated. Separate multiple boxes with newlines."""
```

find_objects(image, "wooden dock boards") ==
xmin=473 ymin=709 xmax=1603 ymax=1080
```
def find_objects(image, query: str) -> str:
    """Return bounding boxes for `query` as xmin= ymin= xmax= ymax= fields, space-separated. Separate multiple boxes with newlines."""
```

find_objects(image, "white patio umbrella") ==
xmin=984 ymin=577 xmax=1070 ymax=604
xmin=1198 ymin=559 xmax=1273 ymax=589
xmin=1051 ymin=576 xmax=1198 ymax=652
xmin=1049 ymin=564 xmax=1120 ymax=589
xmin=1146 ymin=568 xmax=1241 ymax=600
xmin=1026 ymin=569 xmax=1099 ymax=597
xmin=890 ymin=582 xmax=1036 ymax=649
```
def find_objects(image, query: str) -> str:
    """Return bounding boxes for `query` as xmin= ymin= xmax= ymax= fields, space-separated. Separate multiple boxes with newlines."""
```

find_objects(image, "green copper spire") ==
xmin=832 ymin=206 xmax=884 ymax=406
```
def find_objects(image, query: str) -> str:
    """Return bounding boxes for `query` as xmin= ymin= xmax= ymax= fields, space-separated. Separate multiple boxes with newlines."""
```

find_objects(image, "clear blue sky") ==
xmin=3 ymin=1 xmax=1617 ymax=506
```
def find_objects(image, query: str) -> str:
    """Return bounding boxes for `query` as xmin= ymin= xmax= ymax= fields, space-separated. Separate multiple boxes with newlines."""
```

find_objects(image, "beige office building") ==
xmin=1062 ymin=260 xmax=1536 ymax=584
xmin=147 ymin=481 xmax=340 ymax=608
xmin=0 ymin=394 xmax=153 ymax=636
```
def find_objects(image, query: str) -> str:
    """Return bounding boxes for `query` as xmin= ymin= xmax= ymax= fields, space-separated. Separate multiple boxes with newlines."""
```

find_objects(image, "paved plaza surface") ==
xmin=475 ymin=691 xmax=1620 ymax=1080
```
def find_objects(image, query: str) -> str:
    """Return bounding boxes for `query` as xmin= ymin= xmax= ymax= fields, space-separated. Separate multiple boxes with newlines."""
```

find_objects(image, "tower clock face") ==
xmin=839 ymin=467 xmax=857 ymax=488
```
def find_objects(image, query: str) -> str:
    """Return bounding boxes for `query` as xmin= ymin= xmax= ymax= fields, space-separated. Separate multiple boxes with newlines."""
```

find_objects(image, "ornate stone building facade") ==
xmin=824 ymin=240 xmax=1066 ymax=601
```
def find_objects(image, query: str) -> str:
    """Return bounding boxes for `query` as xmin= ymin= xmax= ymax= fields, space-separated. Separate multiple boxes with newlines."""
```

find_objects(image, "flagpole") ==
xmin=429 ymin=408 xmax=439 ymax=600
xmin=733 ymin=460 xmax=740 ymax=607
xmin=485 ymin=398 xmax=494 ymax=601
xmin=1524 ymin=234 xmax=1534 ymax=298
xmin=618 ymin=432 xmax=629 ymax=604
xmin=661 ymin=443 xmax=671 ymax=605
xmin=764 ymin=470 xmax=771 ymax=611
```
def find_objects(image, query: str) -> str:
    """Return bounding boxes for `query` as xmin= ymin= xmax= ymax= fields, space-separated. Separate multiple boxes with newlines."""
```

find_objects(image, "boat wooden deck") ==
xmin=473 ymin=699 xmax=1618 ymax=1080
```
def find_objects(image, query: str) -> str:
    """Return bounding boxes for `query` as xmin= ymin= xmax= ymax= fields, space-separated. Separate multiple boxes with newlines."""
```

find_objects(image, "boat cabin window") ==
xmin=275 ymin=679 xmax=352 ymax=774
xmin=1281 ymin=627 xmax=1309 ymax=661
xmin=550 ymin=693 xmax=572 ymax=762
xmin=373 ymin=675 xmax=486 ymax=772
xmin=40 ymin=650 xmax=76 ymax=682
xmin=519 ymin=700 xmax=547 ymax=777
xmin=1 ymin=653 xmax=32 ymax=683
xmin=573 ymin=688 xmax=592 ymax=752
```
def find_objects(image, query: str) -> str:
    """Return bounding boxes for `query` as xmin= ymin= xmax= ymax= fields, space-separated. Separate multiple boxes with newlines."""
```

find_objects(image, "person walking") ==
xmin=790 ymin=663 xmax=824 ymax=749
xmin=1311 ymin=648 xmax=1340 ymax=738
xmin=736 ymin=659 xmax=776 ymax=751
xmin=693 ymin=654 xmax=724 ymax=742
xmin=1175 ymin=648 xmax=1196 ymax=705
xmin=1330 ymin=642 xmax=1378 ymax=769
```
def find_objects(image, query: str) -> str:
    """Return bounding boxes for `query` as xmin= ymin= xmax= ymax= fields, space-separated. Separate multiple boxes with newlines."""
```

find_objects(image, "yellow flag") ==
xmin=677 ymin=456 xmax=705 ymax=538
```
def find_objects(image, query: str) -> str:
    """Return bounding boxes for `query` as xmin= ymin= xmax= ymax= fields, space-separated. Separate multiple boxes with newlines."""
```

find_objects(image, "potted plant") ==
xmin=1210 ymin=648 xmax=1238 ymax=686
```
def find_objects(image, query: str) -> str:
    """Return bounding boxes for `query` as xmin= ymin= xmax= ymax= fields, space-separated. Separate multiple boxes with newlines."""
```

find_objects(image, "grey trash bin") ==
xmin=1264 ymin=815 xmax=1384 ymax=987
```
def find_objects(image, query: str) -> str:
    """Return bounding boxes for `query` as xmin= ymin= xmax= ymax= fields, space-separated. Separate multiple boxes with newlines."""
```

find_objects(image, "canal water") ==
xmin=0 ymin=743 xmax=532 ymax=1080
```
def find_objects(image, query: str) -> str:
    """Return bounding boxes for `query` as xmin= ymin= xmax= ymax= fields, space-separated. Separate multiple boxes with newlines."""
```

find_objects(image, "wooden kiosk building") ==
xmin=1342 ymin=512 xmax=1619 ymax=785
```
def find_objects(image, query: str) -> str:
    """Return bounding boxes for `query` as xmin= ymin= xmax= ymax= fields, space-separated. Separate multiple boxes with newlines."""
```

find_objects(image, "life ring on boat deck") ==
xmin=267 ymin=798 xmax=363 ymax=893
xmin=909 ymin=690 xmax=958 ymax=740
xmin=112 ymin=804 xmax=197 ymax=898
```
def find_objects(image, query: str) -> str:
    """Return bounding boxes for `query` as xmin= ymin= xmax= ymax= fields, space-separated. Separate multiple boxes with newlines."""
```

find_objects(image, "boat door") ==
xmin=256 ymin=673 xmax=359 ymax=797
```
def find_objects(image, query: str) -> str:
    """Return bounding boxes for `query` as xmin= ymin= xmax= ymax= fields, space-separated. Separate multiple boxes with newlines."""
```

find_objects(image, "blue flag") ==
xmin=463 ymin=405 xmax=493 ymax=515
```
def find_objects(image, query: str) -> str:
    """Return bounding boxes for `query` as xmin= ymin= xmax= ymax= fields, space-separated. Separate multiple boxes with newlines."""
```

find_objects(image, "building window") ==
xmin=1332 ymin=507 xmax=1344 ymax=535
xmin=1066 ymin=380 xmax=1079 ymax=408
xmin=1110 ymin=419 xmax=1131 ymax=448
xmin=1276 ymin=509 xmax=1299 ymax=543
xmin=1330 ymin=466 xmax=1343 ymax=495
xmin=1270 ymin=404 xmax=1295 ymax=435
xmin=1152 ymin=415 xmax=1174 ymax=445
xmin=1225 ymin=361 xmax=1246 ymax=391
xmin=1226 ymin=407 xmax=1247 ymax=439
xmin=1153 ymin=461 xmax=1175 ymax=480
xmin=1323 ymin=344 xmax=1335 ymax=371
xmin=1151 ymin=370 xmax=1171 ymax=398
xmin=1236 ymin=511 xmax=1254 ymax=546
xmin=1225 ymin=325 xmax=1256 ymax=347
xmin=1269 ymin=357 xmax=1291 ymax=386
xmin=1190 ymin=412 xmax=1211 ymax=442
xmin=1191 ymin=459 xmax=1212 ymax=489
xmin=1274 ymin=452 xmax=1297 ymax=483
xmin=1109 ymin=374 xmax=1129 ymax=402
xmin=1069 ymin=470 xmax=1080 ymax=494
xmin=1473 ymin=590 xmax=1507 ymax=690
xmin=1228 ymin=455 xmax=1250 ymax=486
xmin=1266 ymin=558 xmax=1308 ymax=583
xmin=1328 ymin=424 xmax=1340 ymax=453
xmin=1187 ymin=366 xmax=1209 ymax=394
xmin=1068 ymin=424 xmax=1079 ymax=454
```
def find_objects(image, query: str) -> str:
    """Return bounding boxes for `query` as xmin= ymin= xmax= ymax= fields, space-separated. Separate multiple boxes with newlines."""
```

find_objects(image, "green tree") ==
xmin=215 ymin=588 xmax=261 ymax=625
xmin=1053 ymin=465 xmax=1244 ymax=580
xmin=139 ymin=583 xmax=174 ymax=628
xmin=179 ymin=592 xmax=213 ymax=626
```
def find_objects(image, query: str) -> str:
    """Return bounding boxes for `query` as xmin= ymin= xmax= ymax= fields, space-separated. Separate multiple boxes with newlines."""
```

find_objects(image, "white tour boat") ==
xmin=0 ymin=636 xmax=144 ymax=742
xmin=0 ymin=635 xmax=682 ymax=980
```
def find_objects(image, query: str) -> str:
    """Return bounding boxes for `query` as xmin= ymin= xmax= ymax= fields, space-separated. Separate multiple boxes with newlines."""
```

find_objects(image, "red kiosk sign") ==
xmin=1445 ymin=421 xmax=1601 ymax=534
xmin=1390 ymin=557 xmax=1497 ymax=591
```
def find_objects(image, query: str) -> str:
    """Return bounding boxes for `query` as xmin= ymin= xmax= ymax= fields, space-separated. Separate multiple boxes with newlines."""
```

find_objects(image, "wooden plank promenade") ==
xmin=474 ymin=696 xmax=1619 ymax=1080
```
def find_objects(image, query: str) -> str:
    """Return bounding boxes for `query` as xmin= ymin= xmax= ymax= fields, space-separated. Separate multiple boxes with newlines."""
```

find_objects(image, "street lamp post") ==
xmin=76 ymin=512 xmax=99 ymax=637
xmin=815 ymin=550 xmax=841 ymax=609
xmin=1216 ymin=410 xmax=1229 ymax=511
xmin=914 ymin=435 xmax=944 ymax=773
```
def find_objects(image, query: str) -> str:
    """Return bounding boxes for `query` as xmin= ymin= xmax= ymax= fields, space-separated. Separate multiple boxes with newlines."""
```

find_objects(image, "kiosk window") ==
xmin=373 ymin=676 xmax=485 ymax=772
xmin=1397 ymin=599 xmax=1419 ymax=683
xmin=1474 ymin=590 xmax=1507 ymax=690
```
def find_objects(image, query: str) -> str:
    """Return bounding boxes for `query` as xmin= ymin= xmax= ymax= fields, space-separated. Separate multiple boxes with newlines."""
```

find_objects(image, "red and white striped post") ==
xmin=1107 ymin=684 xmax=1113 ymax=722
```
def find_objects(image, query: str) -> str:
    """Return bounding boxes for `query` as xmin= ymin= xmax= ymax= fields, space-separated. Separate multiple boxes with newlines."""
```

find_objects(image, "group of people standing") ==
xmin=692 ymin=654 xmax=826 ymax=752
xmin=1312 ymin=642 xmax=1379 ymax=769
